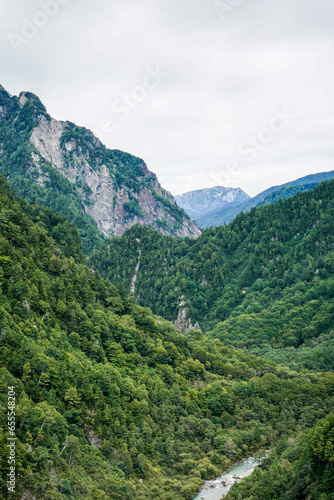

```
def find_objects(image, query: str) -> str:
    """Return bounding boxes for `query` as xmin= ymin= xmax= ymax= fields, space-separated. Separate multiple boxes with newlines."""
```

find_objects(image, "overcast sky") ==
xmin=1 ymin=0 xmax=333 ymax=196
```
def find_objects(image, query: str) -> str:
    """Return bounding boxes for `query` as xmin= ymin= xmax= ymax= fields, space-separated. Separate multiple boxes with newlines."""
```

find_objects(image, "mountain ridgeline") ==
xmin=1 ymin=175 xmax=333 ymax=499
xmin=91 ymin=179 xmax=334 ymax=369
xmin=175 ymin=186 xmax=249 ymax=220
xmin=0 ymin=86 xmax=200 ymax=254
xmin=0 ymin=83 xmax=333 ymax=500
xmin=196 ymin=171 xmax=334 ymax=228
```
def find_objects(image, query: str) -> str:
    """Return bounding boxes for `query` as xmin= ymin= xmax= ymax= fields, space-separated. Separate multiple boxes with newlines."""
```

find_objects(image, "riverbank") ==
xmin=193 ymin=456 xmax=262 ymax=500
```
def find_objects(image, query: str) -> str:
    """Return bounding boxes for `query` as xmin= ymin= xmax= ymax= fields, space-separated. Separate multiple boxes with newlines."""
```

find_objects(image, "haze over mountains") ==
xmin=175 ymin=187 xmax=249 ymax=220
xmin=2 ymin=85 xmax=334 ymax=250
xmin=177 ymin=170 xmax=334 ymax=228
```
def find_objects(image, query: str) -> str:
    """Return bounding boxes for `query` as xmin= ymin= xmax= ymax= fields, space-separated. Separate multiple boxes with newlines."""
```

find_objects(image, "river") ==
xmin=193 ymin=457 xmax=261 ymax=500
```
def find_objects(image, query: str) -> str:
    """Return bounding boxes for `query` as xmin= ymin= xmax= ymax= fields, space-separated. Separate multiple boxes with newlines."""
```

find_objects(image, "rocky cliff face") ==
xmin=0 ymin=86 xmax=200 ymax=245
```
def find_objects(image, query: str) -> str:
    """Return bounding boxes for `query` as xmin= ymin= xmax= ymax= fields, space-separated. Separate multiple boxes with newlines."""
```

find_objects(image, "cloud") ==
xmin=1 ymin=0 xmax=333 ymax=197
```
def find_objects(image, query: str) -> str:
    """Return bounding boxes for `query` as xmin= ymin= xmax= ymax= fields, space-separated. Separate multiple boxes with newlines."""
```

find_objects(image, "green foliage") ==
xmin=92 ymin=180 xmax=334 ymax=369
xmin=0 ymin=177 xmax=333 ymax=498
xmin=0 ymin=175 xmax=84 ymax=263
xmin=152 ymin=190 xmax=190 ymax=224
xmin=224 ymin=414 xmax=334 ymax=500
xmin=123 ymin=197 xmax=145 ymax=222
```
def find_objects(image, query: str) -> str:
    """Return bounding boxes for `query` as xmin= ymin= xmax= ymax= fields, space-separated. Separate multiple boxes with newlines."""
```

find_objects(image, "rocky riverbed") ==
xmin=193 ymin=457 xmax=262 ymax=500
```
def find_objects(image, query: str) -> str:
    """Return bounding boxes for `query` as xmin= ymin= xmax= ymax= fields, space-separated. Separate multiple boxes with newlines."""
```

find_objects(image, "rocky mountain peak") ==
xmin=0 ymin=85 xmax=201 ymax=250
xmin=175 ymin=186 xmax=250 ymax=220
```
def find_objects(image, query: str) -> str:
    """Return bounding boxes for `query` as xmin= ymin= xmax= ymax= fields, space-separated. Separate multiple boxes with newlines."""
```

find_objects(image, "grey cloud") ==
xmin=0 ymin=0 xmax=333 ymax=196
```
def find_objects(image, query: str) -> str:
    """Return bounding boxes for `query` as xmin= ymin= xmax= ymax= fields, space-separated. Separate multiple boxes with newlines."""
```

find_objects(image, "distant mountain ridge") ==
xmin=0 ymin=85 xmax=200 ymax=253
xmin=197 ymin=170 xmax=334 ymax=228
xmin=175 ymin=186 xmax=249 ymax=219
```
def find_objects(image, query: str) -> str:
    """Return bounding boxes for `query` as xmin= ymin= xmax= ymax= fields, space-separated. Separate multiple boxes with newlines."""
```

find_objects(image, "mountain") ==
xmin=175 ymin=186 xmax=250 ymax=219
xmin=0 ymin=86 xmax=200 ymax=253
xmin=0 ymin=174 xmax=333 ymax=499
xmin=91 ymin=179 xmax=334 ymax=369
xmin=197 ymin=170 xmax=334 ymax=228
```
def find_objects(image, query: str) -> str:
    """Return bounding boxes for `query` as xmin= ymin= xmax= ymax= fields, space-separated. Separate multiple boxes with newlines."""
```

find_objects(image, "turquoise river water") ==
xmin=193 ymin=457 xmax=261 ymax=500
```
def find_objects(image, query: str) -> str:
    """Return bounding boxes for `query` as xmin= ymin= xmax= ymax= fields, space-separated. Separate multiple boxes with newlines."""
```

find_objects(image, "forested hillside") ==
xmin=91 ymin=180 xmax=334 ymax=369
xmin=0 ymin=175 xmax=333 ymax=499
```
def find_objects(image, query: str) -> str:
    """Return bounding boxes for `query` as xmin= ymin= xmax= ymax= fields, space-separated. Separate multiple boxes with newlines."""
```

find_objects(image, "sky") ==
xmin=1 ymin=0 xmax=333 ymax=197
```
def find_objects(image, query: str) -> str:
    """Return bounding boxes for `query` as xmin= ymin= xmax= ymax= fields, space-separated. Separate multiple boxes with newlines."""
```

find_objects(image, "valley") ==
xmin=0 ymin=86 xmax=333 ymax=499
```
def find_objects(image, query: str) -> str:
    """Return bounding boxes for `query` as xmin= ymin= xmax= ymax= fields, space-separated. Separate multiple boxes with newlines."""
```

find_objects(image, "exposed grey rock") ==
xmin=22 ymin=493 xmax=36 ymax=500
xmin=30 ymin=115 xmax=66 ymax=172
xmin=29 ymin=114 xmax=201 ymax=239
xmin=174 ymin=299 xmax=201 ymax=333
xmin=130 ymin=240 xmax=141 ymax=293
xmin=88 ymin=430 xmax=103 ymax=450
xmin=19 ymin=93 xmax=28 ymax=107
xmin=0 ymin=105 xmax=7 ymax=121
xmin=23 ymin=299 xmax=30 ymax=312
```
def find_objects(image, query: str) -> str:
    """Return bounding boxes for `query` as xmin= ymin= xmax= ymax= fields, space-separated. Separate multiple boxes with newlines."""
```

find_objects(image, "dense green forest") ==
xmin=91 ymin=180 xmax=334 ymax=370
xmin=0 ymin=175 xmax=333 ymax=499
xmin=225 ymin=414 xmax=334 ymax=500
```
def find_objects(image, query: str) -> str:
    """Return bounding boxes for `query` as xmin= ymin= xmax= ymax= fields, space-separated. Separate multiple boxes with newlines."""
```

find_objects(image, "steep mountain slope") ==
xmin=197 ymin=171 xmax=334 ymax=228
xmin=0 ymin=85 xmax=200 ymax=253
xmin=175 ymin=186 xmax=249 ymax=219
xmin=91 ymin=180 xmax=334 ymax=367
xmin=2 ymin=175 xmax=332 ymax=499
